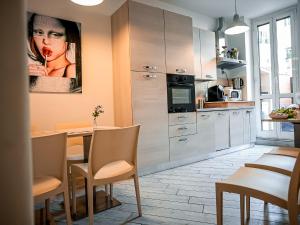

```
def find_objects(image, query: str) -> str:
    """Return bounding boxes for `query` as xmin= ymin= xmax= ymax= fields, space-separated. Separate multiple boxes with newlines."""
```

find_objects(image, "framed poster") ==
xmin=27 ymin=12 xmax=82 ymax=93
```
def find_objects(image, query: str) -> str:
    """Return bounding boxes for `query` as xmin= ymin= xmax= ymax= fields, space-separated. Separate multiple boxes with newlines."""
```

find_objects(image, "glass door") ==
xmin=253 ymin=9 xmax=297 ymax=139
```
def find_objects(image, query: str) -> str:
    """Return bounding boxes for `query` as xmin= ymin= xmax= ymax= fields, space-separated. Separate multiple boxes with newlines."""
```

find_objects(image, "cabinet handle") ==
xmin=206 ymin=75 xmax=214 ymax=78
xmin=218 ymin=113 xmax=225 ymax=116
xmin=178 ymin=116 xmax=188 ymax=119
xmin=201 ymin=114 xmax=210 ymax=118
xmin=233 ymin=111 xmax=239 ymax=115
xmin=143 ymin=74 xmax=157 ymax=79
xmin=143 ymin=65 xmax=157 ymax=71
xmin=176 ymin=68 xmax=187 ymax=74
xmin=178 ymin=138 xmax=188 ymax=142
xmin=246 ymin=110 xmax=252 ymax=113
xmin=178 ymin=127 xmax=188 ymax=131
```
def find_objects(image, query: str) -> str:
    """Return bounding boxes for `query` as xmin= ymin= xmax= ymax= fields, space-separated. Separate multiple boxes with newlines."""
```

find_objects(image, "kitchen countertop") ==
xmin=197 ymin=106 xmax=255 ymax=112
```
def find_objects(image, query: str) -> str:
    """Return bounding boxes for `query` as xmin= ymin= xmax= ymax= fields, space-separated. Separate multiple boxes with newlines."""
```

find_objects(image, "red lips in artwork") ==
xmin=42 ymin=47 xmax=53 ymax=57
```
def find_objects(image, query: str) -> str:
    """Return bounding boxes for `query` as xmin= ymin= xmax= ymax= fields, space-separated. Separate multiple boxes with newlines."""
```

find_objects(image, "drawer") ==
xmin=169 ymin=134 xmax=200 ymax=161
xmin=169 ymin=123 xmax=196 ymax=137
xmin=169 ymin=112 xmax=196 ymax=125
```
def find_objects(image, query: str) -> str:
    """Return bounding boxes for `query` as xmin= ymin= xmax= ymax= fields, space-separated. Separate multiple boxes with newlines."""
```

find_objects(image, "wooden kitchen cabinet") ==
xmin=193 ymin=28 xmax=217 ymax=80
xmin=229 ymin=110 xmax=245 ymax=147
xmin=129 ymin=1 xmax=166 ymax=73
xmin=164 ymin=11 xmax=194 ymax=75
xmin=197 ymin=112 xmax=215 ymax=153
xmin=200 ymin=30 xmax=217 ymax=80
xmin=131 ymin=72 xmax=169 ymax=169
xmin=214 ymin=111 xmax=230 ymax=150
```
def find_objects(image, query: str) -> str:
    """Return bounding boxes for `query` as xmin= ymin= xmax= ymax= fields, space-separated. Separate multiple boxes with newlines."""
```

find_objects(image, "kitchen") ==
xmin=2 ymin=0 xmax=300 ymax=224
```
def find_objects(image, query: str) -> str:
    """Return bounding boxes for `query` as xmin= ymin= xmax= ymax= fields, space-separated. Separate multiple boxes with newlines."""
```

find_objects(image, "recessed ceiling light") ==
xmin=70 ymin=0 xmax=104 ymax=6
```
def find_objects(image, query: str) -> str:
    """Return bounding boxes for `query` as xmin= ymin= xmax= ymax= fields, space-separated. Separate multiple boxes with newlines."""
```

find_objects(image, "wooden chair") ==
xmin=71 ymin=125 xmax=142 ymax=225
xmin=245 ymin=153 xmax=296 ymax=176
xmin=267 ymin=146 xmax=300 ymax=158
xmin=216 ymin=151 xmax=300 ymax=225
xmin=32 ymin=132 xmax=72 ymax=225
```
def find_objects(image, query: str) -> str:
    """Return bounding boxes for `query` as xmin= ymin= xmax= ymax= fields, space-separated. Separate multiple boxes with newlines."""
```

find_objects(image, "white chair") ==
xmin=32 ymin=132 xmax=72 ymax=225
xmin=71 ymin=125 xmax=142 ymax=225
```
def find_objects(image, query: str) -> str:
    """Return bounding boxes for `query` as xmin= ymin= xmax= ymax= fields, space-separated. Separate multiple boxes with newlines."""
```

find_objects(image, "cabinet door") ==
xmin=197 ymin=112 xmax=215 ymax=153
xmin=243 ymin=110 xmax=251 ymax=144
xmin=199 ymin=30 xmax=217 ymax=80
xmin=193 ymin=28 xmax=202 ymax=79
xmin=164 ymin=11 xmax=194 ymax=75
xmin=229 ymin=110 xmax=244 ymax=147
xmin=129 ymin=1 xmax=165 ymax=73
xmin=214 ymin=111 xmax=230 ymax=150
xmin=249 ymin=109 xmax=256 ymax=143
xmin=131 ymin=72 xmax=169 ymax=169
xmin=170 ymin=134 xmax=201 ymax=161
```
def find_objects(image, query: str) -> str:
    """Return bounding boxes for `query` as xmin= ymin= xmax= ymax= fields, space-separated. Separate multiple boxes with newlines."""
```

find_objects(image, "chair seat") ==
xmin=267 ymin=146 xmax=300 ymax=158
xmin=67 ymin=145 xmax=84 ymax=161
xmin=245 ymin=154 xmax=296 ymax=176
xmin=72 ymin=160 xmax=134 ymax=180
xmin=33 ymin=176 xmax=62 ymax=197
xmin=219 ymin=167 xmax=290 ymax=203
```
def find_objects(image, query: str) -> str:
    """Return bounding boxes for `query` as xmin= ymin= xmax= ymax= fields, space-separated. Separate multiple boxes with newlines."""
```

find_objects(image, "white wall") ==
xmin=28 ymin=0 xmax=114 ymax=130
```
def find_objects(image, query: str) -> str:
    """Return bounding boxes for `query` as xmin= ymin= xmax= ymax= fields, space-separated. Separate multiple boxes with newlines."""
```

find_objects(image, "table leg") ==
xmin=294 ymin=124 xmax=300 ymax=148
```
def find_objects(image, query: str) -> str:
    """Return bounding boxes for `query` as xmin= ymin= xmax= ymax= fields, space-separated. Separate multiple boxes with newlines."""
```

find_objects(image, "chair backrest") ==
xmin=32 ymin=132 xmax=67 ymax=181
xmin=288 ymin=151 xmax=300 ymax=206
xmin=55 ymin=121 xmax=90 ymax=146
xmin=88 ymin=125 xmax=140 ymax=177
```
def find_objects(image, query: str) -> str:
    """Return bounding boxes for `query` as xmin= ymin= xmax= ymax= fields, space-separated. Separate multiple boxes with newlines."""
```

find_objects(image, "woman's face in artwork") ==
xmin=32 ymin=15 xmax=67 ymax=62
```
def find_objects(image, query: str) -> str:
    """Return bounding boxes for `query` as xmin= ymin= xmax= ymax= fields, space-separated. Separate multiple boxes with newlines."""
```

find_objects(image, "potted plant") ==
xmin=92 ymin=105 xmax=104 ymax=127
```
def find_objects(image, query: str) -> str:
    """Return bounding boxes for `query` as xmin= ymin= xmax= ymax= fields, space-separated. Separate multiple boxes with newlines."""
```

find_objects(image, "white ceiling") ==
xmin=49 ymin=0 xmax=297 ymax=18
xmin=159 ymin=0 xmax=297 ymax=19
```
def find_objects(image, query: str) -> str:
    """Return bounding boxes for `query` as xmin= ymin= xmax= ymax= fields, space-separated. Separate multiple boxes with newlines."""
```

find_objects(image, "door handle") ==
xmin=143 ymin=74 xmax=157 ymax=79
xmin=176 ymin=68 xmax=187 ymax=74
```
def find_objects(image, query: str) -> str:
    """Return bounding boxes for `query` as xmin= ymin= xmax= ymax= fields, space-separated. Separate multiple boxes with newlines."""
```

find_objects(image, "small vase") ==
xmin=93 ymin=118 xmax=99 ymax=127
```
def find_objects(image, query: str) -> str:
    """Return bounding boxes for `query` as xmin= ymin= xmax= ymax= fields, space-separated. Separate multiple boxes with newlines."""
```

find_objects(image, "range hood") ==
xmin=217 ymin=57 xmax=246 ymax=70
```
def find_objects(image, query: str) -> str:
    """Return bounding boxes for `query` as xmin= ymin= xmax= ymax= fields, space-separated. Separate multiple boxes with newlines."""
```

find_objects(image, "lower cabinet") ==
xmin=169 ymin=134 xmax=201 ymax=161
xmin=197 ymin=112 xmax=215 ymax=153
xmin=214 ymin=111 xmax=230 ymax=150
xmin=229 ymin=110 xmax=245 ymax=147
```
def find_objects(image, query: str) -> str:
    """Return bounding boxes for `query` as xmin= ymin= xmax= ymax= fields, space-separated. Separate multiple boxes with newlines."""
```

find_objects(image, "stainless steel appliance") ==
xmin=232 ymin=78 xmax=244 ymax=89
xmin=224 ymin=87 xmax=242 ymax=101
xmin=167 ymin=74 xmax=196 ymax=113
xmin=207 ymin=85 xmax=225 ymax=102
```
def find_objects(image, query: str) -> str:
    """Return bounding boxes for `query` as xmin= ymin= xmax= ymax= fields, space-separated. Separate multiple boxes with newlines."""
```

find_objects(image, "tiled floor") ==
xmin=55 ymin=145 xmax=299 ymax=225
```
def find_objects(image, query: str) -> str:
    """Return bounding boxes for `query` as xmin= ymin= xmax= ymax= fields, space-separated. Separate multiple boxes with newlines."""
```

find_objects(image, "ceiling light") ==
xmin=70 ymin=0 xmax=104 ymax=6
xmin=225 ymin=0 xmax=249 ymax=35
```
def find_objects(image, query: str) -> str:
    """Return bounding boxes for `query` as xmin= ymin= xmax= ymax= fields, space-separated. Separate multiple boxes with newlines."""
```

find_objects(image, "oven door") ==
xmin=167 ymin=83 xmax=196 ymax=113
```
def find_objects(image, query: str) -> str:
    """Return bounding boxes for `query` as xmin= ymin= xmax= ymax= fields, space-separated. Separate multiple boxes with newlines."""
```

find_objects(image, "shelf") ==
xmin=217 ymin=57 xmax=246 ymax=70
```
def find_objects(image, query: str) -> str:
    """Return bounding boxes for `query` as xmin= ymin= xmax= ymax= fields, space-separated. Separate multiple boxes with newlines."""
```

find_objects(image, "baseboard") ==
xmin=139 ymin=144 xmax=254 ymax=176
xmin=255 ymin=137 xmax=294 ymax=147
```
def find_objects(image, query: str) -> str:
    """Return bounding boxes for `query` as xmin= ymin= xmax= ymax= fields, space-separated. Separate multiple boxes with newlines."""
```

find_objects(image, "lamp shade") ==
xmin=70 ymin=0 xmax=104 ymax=6
xmin=225 ymin=14 xmax=249 ymax=35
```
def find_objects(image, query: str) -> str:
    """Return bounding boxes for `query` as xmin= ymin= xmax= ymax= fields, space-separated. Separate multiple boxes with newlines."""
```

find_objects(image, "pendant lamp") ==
xmin=70 ymin=0 xmax=104 ymax=6
xmin=225 ymin=0 xmax=249 ymax=35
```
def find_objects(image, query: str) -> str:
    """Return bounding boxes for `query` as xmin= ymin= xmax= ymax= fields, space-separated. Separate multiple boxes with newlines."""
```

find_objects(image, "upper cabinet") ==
xmin=164 ymin=11 xmax=194 ymax=75
xmin=129 ymin=1 xmax=166 ymax=73
xmin=193 ymin=28 xmax=217 ymax=80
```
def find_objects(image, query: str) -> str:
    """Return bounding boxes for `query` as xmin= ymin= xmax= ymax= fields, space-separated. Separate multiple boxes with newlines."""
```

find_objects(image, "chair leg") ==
xmin=133 ymin=174 xmax=142 ymax=217
xmin=45 ymin=198 xmax=51 ymax=224
xmin=246 ymin=195 xmax=250 ymax=220
xmin=87 ymin=182 xmax=94 ymax=225
xmin=240 ymin=194 xmax=245 ymax=225
xmin=71 ymin=173 xmax=77 ymax=215
xmin=63 ymin=189 xmax=72 ymax=225
xmin=288 ymin=205 xmax=298 ymax=225
xmin=110 ymin=184 xmax=113 ymax=201
xmin=216 ymin=186 xmax=223 ymax=225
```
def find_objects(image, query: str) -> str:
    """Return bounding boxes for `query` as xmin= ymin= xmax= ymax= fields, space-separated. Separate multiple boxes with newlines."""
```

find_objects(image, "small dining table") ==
xmin=262 ymin=118 xmax=300 ymax=147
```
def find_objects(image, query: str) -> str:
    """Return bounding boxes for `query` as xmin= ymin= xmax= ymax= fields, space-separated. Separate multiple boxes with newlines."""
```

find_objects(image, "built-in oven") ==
xmin=167 ymin=74 xmax=196 ymax=113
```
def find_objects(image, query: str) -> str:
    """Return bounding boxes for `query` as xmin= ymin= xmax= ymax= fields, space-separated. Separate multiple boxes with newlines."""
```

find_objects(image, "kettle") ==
xmin=232 ymin=78 xmax=244 ymax=89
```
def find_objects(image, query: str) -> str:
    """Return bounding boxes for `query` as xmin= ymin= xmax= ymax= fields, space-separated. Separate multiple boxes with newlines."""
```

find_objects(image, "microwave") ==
xmin=224 ymin=88 xmax=242 ymax=101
